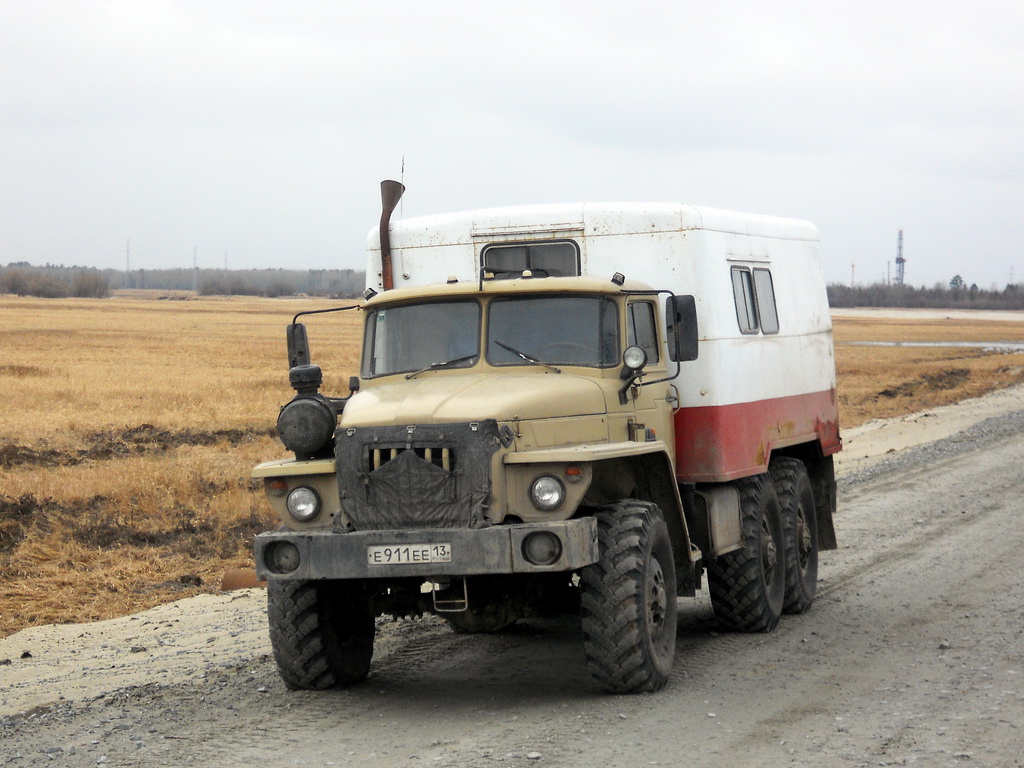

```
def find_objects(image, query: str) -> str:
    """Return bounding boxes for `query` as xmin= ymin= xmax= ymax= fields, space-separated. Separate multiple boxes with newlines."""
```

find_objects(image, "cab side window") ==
xmin=731 ymin=266 xmax=779 ymax=335
xmin=627 ymin=301 xmax=660 ymax=363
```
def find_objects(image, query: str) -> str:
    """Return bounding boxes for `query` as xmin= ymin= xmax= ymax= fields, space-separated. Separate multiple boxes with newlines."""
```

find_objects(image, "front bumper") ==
xmin=254 ymin=517 xmax=599 ymax=581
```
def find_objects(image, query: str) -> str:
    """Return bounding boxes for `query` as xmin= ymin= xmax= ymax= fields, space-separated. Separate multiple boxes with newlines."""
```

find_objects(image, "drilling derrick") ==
xmin=895 ymin=229 xmax=906 ymax=285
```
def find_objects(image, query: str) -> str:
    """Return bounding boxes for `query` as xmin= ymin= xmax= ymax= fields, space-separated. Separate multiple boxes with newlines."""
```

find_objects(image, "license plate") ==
xmin=367 ymin=543 xmax=452 ymax=566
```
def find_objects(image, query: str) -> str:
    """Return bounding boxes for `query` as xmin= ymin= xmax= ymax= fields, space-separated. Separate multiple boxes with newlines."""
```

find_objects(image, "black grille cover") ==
xmin=336 ymin=421 xmax=501 ymax=530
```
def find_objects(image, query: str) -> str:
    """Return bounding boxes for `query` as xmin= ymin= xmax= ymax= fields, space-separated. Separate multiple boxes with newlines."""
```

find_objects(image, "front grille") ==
xmin=368 ymin=446 xmax=456 ymax=472
xmin=337 ymin=421 xmax=500 ymax=531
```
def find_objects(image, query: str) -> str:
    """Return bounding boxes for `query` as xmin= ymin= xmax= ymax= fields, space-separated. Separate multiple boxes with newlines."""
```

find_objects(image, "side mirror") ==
xmin=286 ymin=323 xmax=311 ymax=369
xmin=666 ymin=295 xmax=698 ymax=362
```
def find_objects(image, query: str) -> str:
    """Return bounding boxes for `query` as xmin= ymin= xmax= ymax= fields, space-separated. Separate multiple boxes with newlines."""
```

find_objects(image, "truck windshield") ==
xmin=362 ymin=300 xmax=481 ymax=378
xmin=487 ymin=296 xmax=619 ymax=368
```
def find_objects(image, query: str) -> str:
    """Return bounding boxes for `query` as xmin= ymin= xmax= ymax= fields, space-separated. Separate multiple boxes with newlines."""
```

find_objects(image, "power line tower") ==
xmin=895 ymin=229 xmax=906 ymax=285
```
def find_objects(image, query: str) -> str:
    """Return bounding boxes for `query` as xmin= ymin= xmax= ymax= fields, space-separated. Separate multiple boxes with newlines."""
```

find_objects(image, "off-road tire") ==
xmin=267 ymin=578 xmax=375 ymax=690
xmin=770 ymin=457 xmax=818 ymax=614
xmin=580 ymin=501 xmax=677 ymax=694
xmin=706 ymin=474 xmax=785 ymax=632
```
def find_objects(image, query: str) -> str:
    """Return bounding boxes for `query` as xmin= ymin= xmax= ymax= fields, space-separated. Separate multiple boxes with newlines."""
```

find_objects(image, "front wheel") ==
xmin=267 ymin=579 xmax=375 ymax=690
xmin=706 ymin=474 xmax=785 ymax=632
xmin=580 ymin=501 xmax=678 ymax=693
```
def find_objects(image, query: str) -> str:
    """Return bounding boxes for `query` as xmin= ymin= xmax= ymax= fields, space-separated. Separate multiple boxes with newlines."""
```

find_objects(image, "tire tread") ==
xmin=267 ymin=579 xmax=374 ymax=690
xmin=706 ymin=474 xmax=785 ymax=632
xmin=581 ymin=501 xmax=677 ymax=694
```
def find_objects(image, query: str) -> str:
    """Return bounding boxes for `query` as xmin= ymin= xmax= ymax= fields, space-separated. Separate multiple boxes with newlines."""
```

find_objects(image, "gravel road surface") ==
xmin=2 ymin=386 xmax=1023 ymax=767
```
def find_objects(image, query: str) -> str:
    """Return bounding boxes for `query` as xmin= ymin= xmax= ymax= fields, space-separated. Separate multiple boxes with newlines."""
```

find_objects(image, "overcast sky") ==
xmin=2 ymin=1 xmax=1022 ymax=288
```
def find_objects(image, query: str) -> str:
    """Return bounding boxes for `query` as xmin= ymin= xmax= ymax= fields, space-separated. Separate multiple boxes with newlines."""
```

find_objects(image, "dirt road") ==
xmin=3 ymin=387 xmax=1023 ymax=767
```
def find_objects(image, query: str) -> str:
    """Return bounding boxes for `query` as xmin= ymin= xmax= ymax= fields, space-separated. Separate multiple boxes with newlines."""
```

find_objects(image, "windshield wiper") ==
xmin=405 ymin=354 xmax=478 ymax=379
xmin=493 ymin=340 xmax=561 ymax=374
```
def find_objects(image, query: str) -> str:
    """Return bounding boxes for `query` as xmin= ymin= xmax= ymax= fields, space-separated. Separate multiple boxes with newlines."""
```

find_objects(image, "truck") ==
xmin=252 ymin=181 xmax=841 ymax=694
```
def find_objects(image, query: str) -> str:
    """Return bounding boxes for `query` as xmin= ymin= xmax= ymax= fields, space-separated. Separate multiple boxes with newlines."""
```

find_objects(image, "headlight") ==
xmin=530 ymin=476 xmax=565 ymax=511
xmin=286 ymin=486 xmax=321 ymax=522
xmin=622 ymin=344 xmax=648 ymax=371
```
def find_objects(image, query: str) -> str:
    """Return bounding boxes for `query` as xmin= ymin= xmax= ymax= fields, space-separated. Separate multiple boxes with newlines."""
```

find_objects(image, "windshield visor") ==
xmin=362 ymin=300 xmax=481 ymax=378
xmin=487 ymin=296 xmax=619 ymax=368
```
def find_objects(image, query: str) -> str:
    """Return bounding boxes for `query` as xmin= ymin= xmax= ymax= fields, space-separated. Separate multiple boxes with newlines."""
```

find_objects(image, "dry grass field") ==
xmin=1 ymin=296 xmax=1023 ymax=638
xmin=833 ymin=310 xmax=1024 ymax=425
xmin=0 ymin=294 xmax=362 ymax=637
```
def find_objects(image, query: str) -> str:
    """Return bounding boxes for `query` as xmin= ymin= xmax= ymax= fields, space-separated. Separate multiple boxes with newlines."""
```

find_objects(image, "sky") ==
xmin=2 ymin=1 xmax=1022 ymax=289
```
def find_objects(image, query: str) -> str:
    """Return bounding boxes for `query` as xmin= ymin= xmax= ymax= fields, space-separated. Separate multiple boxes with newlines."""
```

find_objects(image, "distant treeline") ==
xmin=4 ymin=262 xmax=1023 ymax=310
xmin=827 ymin=282 xmax=1024 ymax=311
xmin=0 ymin=264 xmax=112 ymax=298
xmin=0 ymin=263 xmax=366 ymax=299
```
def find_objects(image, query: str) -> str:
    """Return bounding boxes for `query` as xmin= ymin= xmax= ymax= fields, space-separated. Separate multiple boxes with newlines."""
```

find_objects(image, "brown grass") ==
xmin=1 ymin=296 xmax=1022 ymax=638
xmin=0 ymin=295 xmax=361 ymax=637
xmin=833 ymin=313 xmax=1024 ymax=426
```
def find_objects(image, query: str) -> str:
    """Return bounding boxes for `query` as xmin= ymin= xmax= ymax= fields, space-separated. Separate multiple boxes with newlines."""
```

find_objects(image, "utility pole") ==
xmin=851 ymin=263 xmax=855 ymax=288
xmin=192 ymin=247 xmax=198 ymax=293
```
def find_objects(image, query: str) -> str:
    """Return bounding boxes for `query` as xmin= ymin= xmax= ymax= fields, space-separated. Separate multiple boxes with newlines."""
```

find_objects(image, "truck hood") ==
xmin=341 ymin=372 xmax=608 ymax=426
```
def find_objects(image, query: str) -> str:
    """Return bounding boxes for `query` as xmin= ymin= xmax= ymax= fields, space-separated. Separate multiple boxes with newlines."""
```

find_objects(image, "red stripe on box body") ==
xmin=673 ymin=389 xmax=841 ymax=482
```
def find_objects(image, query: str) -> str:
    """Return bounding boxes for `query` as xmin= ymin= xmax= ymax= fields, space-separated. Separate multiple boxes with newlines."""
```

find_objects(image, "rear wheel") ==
xmin=770 ymin=457 xmax=818 ymax=614
xmin=580 ymin=500 xmax=677 ymax=693
xmin=706 ymin=474 xmax=785 ymax=632
xmin=267 ymin=579 xmax=375 ymax=690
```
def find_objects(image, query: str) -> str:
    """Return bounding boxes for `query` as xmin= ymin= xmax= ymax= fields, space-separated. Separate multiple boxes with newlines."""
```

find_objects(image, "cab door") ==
xmin=625 ymin=299 xmax=676 ymax=463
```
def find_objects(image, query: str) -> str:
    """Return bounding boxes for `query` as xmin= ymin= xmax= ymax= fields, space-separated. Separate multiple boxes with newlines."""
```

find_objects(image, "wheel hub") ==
xmin=647 ymin=558 xmax=667 ymax=633
xmin=761 ymin=517 xmax=778 ymax=576
xmin=797 ymin=511 xmax=812 ymax=568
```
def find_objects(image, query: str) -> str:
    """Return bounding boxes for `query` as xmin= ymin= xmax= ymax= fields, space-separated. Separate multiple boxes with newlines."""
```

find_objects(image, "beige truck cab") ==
xmin=252 ymin=183 xmax=840 ymax=694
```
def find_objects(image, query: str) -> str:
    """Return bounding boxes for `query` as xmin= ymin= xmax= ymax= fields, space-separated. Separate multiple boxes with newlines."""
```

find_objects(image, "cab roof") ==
xmin=363 ymin=274 xmax=657 ymax=307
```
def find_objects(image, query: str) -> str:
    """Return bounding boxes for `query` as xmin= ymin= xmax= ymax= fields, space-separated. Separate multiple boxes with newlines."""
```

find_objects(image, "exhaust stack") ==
xmin=379 ymin=180 xmax=406 ymax=291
